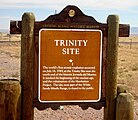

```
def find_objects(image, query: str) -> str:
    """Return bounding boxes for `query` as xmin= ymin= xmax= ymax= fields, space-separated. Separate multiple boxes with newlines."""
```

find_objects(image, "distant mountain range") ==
xmin=0 ymin=29 xmax=9 ymax=33
xmin=0 ymin=27 xmax=138 ymax=35
xmin=131 ymin=27 xmax=138 ymax=35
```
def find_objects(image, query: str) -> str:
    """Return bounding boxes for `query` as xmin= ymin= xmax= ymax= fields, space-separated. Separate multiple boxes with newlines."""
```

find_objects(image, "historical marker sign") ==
xmin=39 ymin=29 xmax=102 ymax=102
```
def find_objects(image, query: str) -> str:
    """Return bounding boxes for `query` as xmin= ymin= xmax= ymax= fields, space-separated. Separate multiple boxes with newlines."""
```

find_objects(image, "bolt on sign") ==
xmin=39 ymin=29 xmax=102 ymax=102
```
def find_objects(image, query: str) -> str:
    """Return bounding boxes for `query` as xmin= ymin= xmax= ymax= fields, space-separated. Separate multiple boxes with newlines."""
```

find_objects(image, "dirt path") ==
xmin=34 ymin=106 xmax=103 ymax=120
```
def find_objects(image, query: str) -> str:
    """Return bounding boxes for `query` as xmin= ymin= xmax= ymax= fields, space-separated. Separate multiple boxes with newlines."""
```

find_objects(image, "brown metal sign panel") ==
xmin=39 ymin=29 xmax=102 ymax=102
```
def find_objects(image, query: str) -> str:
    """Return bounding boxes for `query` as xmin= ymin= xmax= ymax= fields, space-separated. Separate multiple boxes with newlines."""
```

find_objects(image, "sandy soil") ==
xmin=0 ymin=34 xmax=138 ymax=119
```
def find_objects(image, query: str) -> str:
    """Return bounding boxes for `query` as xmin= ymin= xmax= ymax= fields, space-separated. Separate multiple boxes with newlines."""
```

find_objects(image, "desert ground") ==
xmin=0 ymin=33 xmax=138 ymax=119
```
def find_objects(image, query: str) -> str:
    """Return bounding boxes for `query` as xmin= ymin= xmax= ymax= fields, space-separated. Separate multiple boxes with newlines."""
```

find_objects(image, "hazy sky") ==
xmin=0 ymin=0 xmax=138 ymax=29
